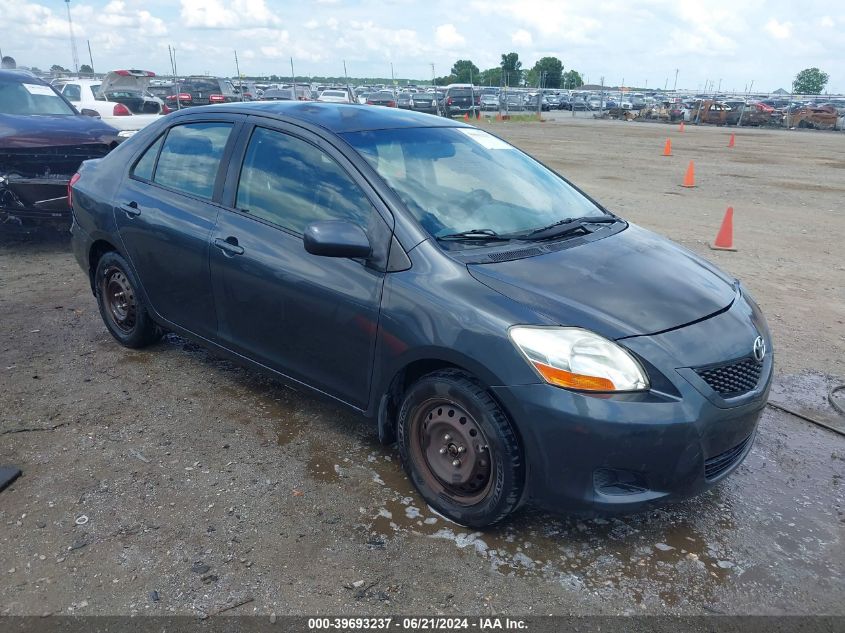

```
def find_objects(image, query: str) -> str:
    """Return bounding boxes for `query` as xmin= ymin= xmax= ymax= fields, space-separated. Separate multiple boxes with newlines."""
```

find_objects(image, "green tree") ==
xmin=500 ymin=52 xmax=522 ymax=86
xmin=792 ymin=67 xmax=829 ymax=95
xmin=562 ymin=69 xmax=584 ymax=89
xmin=479 ymin=67 xmax=502 ymax=86
xmin=79 ymin=64 xmax=94 ymax=74
xmin=450 ymin=59 xmax=479 ymax=84
xmin=527 ymin=56 xmax=564 ymax=89
xmin=434 ymin=74 xmax=456 ymax=86
xmin=50 ymin=64 xmax=70 ymax=74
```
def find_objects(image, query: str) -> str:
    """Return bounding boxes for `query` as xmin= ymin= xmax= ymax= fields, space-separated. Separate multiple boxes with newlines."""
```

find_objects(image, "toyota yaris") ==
xmin=70 ymin=102 xmax=772 ymax=527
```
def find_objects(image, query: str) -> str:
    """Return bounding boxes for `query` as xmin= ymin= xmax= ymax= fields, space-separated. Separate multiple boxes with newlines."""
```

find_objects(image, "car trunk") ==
xmin=99 ymin=71 xmax=161 ymax=114
xmin=104 ymin=92 xmax=160 ymax=114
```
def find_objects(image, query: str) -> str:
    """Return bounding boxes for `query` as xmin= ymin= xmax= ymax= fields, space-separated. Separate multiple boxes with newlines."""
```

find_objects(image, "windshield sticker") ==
xmin=23 ymin=83 xmax=56 ymax=96
xmin=457 ymin=128 xmax=512 ymax=150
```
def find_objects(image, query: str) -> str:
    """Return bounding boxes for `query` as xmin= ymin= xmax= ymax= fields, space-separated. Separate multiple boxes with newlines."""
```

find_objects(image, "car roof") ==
xmin=0 ymin=69 xmax=43 ymax=83
xmin=173 ymin=101 xmax=464 ymax=133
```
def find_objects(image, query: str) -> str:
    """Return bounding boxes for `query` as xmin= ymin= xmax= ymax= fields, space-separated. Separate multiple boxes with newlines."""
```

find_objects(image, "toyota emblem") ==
xmin=753 ymin=336 xmax=766 ymax=363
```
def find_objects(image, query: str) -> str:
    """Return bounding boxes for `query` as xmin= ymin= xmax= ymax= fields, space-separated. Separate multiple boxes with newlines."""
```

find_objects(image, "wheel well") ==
xmin=87 ymin=239 xmax=117 ymax=292
xmin=377 ymin=359 xmax=468 ymax=445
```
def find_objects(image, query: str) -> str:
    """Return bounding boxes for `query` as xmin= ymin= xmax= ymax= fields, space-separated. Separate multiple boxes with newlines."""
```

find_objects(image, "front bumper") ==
xmin=492 ymin=291 xmax=773 ymax=515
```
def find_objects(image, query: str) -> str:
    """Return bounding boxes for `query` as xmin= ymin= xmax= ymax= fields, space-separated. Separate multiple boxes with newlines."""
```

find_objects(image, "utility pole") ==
xmin=673 ymin=68 xmax=679 ymax=92
xmin=64 ymin=0 xmax=80 ymax=73
xmin=86 ymin=40 xmax=94 ymax=73
xmin=290 ymin=58 xmax=296 ymax=98
xmin=234 ymin=50 xmax=243 ymax=101
xmin=390 ymin=62 xmax=395 ymax=98
xmin=169 ymin=45 xmax=181 ymax=110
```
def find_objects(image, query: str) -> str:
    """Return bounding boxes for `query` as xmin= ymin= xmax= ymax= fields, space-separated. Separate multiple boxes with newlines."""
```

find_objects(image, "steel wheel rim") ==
xmin=102 ymin=266 xmax=137 ymax=333
xmin=409 ymin=398 xmax=493 ymax=505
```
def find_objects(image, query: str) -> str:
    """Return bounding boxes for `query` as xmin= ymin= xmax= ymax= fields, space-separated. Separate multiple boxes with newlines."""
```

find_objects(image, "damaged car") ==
xmin=54 ymin=70 xmax=167 ymax=138
xmin=1 ymin=70 xmax=119 ymax=232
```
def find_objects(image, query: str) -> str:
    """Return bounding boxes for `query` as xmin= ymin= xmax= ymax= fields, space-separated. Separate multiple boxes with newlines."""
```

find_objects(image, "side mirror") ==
xmin=303 ymin=220 xmax=371 ymax=259
xmin=80 ymin=108 xmax=101 ymax=118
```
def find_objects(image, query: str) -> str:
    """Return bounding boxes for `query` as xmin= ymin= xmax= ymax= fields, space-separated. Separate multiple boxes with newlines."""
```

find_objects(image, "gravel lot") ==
xmin=1 ymin=117 xmax=843 ymax=618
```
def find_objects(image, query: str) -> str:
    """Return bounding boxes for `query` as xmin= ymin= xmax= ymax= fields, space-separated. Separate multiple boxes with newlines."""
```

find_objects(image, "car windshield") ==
xmin=321 ymin=91 xmax=346 ymax=98
xmin=0 ymin=79 xmax=76 ymax=115
xmin=342 ymin=126 xmax=605 ymax=241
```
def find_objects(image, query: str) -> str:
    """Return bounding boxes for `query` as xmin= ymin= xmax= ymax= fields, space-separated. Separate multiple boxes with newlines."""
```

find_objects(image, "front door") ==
xmin=210 ymin=123 xmax=392 ymax=408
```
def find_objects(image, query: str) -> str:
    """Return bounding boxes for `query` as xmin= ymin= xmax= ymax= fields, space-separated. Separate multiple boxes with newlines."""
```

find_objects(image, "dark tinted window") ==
xmin=132 ymin=134 xmax=164 ymax=181
xmin=449 ymin=88 xmax=473 ymax=97
xmin=182 ymin=79 xmax=220 ymax=92
xmin=154 ymin=122 xmax=232 ymax=199
xmin=236 ymin=127 xmax=373 ymax=234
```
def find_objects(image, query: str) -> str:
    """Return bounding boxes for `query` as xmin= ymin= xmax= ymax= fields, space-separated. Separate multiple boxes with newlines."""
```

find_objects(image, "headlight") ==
xmin=509 ymin=326 xmax=649 ymax=392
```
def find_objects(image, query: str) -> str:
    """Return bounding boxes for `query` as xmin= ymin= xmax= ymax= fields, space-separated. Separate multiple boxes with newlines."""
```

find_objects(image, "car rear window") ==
xmin=449 ymin=89 xmax=473 ymax=97
xmin=153 ymin=122 xmax=232 ymax=199
xmin=182 ymin=79 xmax=219 ymax=93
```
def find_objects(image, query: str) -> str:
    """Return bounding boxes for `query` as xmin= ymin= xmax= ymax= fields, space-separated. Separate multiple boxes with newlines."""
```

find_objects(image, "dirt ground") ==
xmin=1 ymin=117 xmax=843 ymax=619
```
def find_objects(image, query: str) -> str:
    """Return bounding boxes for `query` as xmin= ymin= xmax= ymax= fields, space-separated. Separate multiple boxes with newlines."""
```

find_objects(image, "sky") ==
xmin=1 ymin=0 xmax=843 ymax=93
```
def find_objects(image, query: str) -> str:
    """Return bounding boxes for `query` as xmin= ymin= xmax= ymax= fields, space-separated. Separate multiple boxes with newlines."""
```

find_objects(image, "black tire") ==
xmin=94 ymin=251 xmax=161 ymax=349
xmin=397 ymin=369 xmax=524 ymax=527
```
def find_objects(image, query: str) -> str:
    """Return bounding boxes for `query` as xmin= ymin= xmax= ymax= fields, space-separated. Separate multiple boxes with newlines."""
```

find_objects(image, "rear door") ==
xmin=115 ymin=116 xmax=240 ymax=338
xmin=210 ymin=119 xmax=393 ymax=408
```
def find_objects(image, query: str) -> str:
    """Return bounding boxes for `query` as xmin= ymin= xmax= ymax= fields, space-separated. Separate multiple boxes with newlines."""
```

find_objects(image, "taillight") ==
xmin=113 ymin=103 xmax=131 ymax=116
xmin=161 ymin=104 xmax=172 ymax=114
xmin=388 ymin=101 xmax=396 ymax=107
xmin=178 ymin=93 xmax=191 ymax=102
xmin=209 ymin=94 xmax=225 ymax=103
xmin=447 ymin=97 xmax=453 ymax=105
xmin=366 ymin=100 xmax=374 ymax=105
xmin=475 ymin=96 xmax=480 ymax=105
xmin=67 ymin=172 xmax=81 ymax=209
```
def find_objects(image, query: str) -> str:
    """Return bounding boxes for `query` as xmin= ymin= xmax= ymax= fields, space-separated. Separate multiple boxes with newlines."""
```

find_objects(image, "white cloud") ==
xmin=819 ymin=16 xmax=834 ymax=28
xmin=511 ymin=29 xmax=533 ymax=47
xmin=180 ymin=0 xmax=281 ymax=29
xmin=764 ymin=18 xmax=792 ymax=39
xmin=435 ymin=23 xmax=465 ymax=48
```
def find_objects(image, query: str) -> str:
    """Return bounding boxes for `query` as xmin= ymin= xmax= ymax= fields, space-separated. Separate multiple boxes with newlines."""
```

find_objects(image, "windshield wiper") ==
xmin=519 ymin=215 xmax=619 ymax=241
xmin=436 ymin=229 xmax=512 ymax=242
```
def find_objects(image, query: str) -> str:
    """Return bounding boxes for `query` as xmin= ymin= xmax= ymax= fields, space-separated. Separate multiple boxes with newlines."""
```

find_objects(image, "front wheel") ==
xmin=95 ymin=251 xmax=162 ymax=348
xmin=397 ymin=369 xmax=525 ymax=527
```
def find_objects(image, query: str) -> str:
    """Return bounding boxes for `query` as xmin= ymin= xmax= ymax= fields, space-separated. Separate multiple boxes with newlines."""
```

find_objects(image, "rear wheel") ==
xmin=95 ymin=251 xmax=161 ymax=348
xmin=397 ymin=369 xmax=524 ymax=527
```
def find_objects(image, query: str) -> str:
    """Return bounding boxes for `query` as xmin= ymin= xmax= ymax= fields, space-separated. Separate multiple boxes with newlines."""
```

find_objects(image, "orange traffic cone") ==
xmin=679 ymin=121 xmax=685 ymax=133
xmin=463 ymin=113 xmax=469 ymax=122
xmin=728 ymin=132 xmax=736 ymax=148
xmin=709 ymin=207 xmax=737 ymax=251
xmin=663 ymin=138 xmax=672 ymax=156
xmin=681 ymin=160 xmax=695 ymax=187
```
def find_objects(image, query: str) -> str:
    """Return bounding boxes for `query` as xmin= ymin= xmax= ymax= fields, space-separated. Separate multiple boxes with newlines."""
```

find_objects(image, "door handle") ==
xmin=120 ymin=201 xmax=141 ymax=218
xmin=214 ymin=237 xmax=244 ymax=256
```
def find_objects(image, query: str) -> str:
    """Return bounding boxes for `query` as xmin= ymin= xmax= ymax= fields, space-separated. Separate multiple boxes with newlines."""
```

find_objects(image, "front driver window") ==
xmin=236 ymin=126 xmax=373 ymax=235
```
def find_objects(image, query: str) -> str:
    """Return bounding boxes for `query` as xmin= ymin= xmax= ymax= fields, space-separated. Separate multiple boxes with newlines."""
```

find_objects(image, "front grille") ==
xmin=1 ymin=144 xmax=112 ymax=177
xmin=704 ymin=434 xmax=753 ymax=480
xmin=694 ymin=356 xmax=762 ymax=397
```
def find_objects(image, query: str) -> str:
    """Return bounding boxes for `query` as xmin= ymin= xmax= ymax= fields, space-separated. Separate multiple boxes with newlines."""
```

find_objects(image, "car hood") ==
xmin=100 ymin=71 xmax=153 ymax=94
xmin=0 ymin=114 xmax=119 ymax=149
xmin=467 ymin=224 xmax=737 ymax=340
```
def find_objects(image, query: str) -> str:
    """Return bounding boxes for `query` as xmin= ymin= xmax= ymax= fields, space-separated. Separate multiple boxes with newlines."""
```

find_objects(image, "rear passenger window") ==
xmin=235 ymin=127 xmax=373 ymax=234
xmin=131 ymin=134 xmax=163 ymax=181
xmin=61 ymin=84 xmax=81 ymax=101
xmin=154 ymin=122 xmax=232 ymax=199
